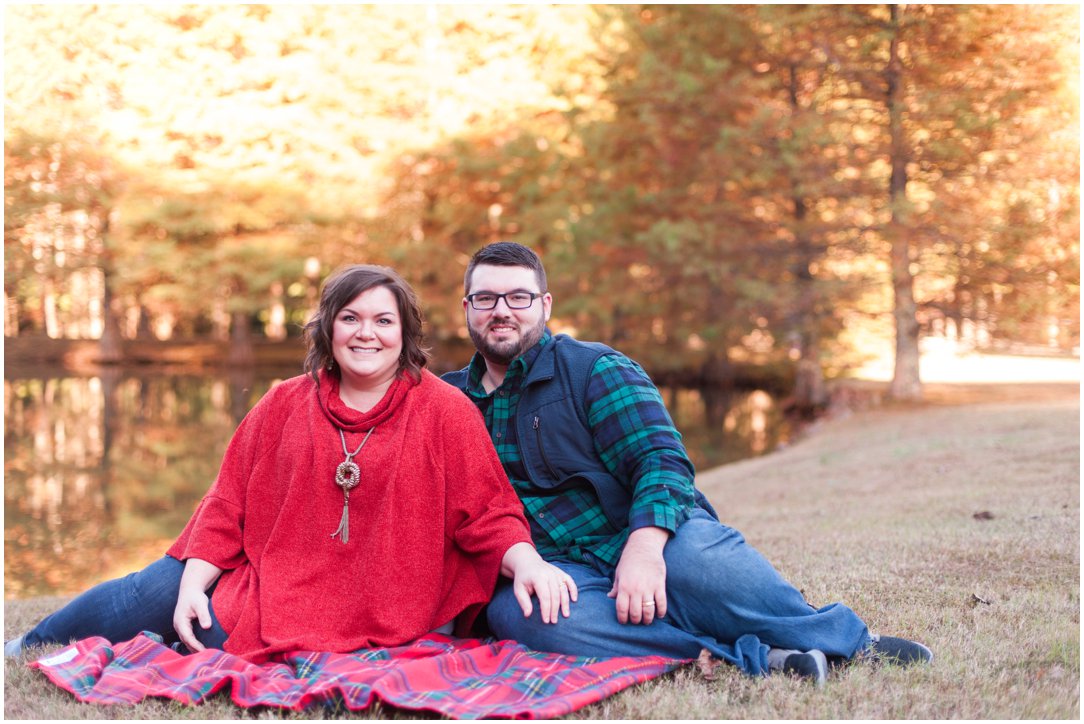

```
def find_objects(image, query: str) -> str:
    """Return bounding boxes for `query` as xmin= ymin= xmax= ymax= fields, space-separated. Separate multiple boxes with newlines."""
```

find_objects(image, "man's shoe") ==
xmin=865 ymin=634 xmax=933 ymax=665
xmin=4 ymin=635 xmax=25 ymax=658
xmin=769 ymin=647 xmax=828 ymax=687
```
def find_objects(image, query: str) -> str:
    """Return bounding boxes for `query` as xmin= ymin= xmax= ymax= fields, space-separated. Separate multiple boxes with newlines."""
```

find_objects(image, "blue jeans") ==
xmin=23 ymin=555 xmax=229 ymax=651
xmin=487 ymin=509 xmax=871 ymax=676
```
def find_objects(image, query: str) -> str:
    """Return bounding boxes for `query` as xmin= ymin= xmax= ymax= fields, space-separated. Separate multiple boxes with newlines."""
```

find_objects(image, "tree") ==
xmin=883 ymin=4 xmax=922 ymax=400
xmin=5 ymin=3 xmax=1077 ymax=378
xmin=818 ymin=4 xmax=1080 ymax=399
xmin=551 ymin=5 xmax=774 ymax=379
xmin=3 ymin=130 xmax=122 ymax=350
xmin=909 ymin=5 xmax=1079 ymax=350
xmin=738 ymin=5 xmax=878 ymax=410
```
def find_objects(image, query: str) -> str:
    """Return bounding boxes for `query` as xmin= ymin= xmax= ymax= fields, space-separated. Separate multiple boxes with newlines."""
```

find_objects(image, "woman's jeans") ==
xmin=23 ymin=555 xmax=228 ymax=651
xmin=487 ymin=509 xmax=871 ymax=676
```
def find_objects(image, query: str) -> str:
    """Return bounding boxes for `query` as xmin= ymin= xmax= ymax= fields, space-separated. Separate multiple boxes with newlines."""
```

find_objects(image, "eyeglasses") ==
xmin=466 ymin=291 xmax=544 ymax=310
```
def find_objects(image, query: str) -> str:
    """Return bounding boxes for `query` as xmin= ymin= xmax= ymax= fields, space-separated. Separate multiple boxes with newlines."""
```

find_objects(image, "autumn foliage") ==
xmin=5 ymin=5 xmax=1079 ymax=401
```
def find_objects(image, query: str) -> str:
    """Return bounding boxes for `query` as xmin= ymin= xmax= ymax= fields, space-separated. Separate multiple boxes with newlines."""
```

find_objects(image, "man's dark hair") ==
xmin=464 ymin=241 xmax=548 ymax=296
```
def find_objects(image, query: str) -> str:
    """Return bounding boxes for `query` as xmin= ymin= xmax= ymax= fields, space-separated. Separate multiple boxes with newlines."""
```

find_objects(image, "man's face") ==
xmin=464 ymin=264 xmax=552 ymax=366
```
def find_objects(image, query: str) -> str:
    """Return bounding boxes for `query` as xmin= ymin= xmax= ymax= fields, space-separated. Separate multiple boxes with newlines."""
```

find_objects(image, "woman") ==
xmin=7 ymin=265 xmax=577 ymax=663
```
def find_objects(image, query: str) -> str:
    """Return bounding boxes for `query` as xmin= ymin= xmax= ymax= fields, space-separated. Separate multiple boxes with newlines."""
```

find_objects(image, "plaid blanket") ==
xmin=28 ymin=633 xmax=684 ymax=719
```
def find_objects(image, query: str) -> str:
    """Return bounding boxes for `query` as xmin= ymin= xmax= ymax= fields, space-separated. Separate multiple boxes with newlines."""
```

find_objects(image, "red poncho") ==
xmin=167 ymin=369 xmax=531 ymax=662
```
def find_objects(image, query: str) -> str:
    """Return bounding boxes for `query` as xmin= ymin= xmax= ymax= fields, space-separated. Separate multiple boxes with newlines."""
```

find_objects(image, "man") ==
xmin=442 ymin=242 xmax=932 ymax=685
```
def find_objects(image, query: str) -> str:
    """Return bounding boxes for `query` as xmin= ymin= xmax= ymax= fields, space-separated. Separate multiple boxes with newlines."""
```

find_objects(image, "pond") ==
xmin=3 ymin=369 xmax=792 ymax=599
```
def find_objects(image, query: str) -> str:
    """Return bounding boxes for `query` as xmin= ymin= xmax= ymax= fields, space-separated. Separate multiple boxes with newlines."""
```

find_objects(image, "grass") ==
xmin=5 ymin=381 xmax=1079 ymax=719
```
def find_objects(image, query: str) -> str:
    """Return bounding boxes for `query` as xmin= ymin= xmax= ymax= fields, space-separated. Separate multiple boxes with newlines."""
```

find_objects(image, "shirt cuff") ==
xmin=628 ymin=503 xmax=682 ymax=536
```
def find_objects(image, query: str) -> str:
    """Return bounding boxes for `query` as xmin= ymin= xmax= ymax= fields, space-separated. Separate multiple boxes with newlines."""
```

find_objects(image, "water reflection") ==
xmin=666 ymin=386 xmax=791 ymax=470
xmin=4 ymin=370 xmax=282 ymax=600
xmin=4 ymin=371 xmax=788 ymax=599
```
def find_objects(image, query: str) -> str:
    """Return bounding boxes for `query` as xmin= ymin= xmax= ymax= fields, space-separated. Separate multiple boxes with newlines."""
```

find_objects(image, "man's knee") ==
xmin=487 ymin=583 xmax=607 ymax=656
xmin=486 ymin=584 xmax=531 ymax=639
xmin=662 ymin=516 xmax=754 ymax=593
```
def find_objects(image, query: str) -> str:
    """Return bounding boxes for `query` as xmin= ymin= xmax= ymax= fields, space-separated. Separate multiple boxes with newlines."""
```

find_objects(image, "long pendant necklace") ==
xmin=330 ymin=426 xmax=375 ymax=543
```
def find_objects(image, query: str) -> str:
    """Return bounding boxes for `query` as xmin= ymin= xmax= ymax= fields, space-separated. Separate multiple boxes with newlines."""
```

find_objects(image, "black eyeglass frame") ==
xmin=466 ymin=291 xmax=545 ymax=310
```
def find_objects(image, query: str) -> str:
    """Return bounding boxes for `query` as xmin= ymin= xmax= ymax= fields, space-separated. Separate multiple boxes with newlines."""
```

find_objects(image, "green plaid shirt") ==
xmin=463 ymin=331 xmax=697 ymax=566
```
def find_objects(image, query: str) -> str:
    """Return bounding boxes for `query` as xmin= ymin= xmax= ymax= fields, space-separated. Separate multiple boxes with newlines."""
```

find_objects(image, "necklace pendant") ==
xmin=336 ymin=460 xmax=361 ymax=490
xmin=331 ymin=425 xmax=373 ymax=543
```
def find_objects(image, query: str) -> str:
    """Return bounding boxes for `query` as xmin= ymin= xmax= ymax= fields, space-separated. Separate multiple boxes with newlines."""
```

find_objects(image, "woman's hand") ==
xmin=172 ymin=558 xmax=223 ymax=652
xmin=173 ymin=586 xmax=212 ymax=652
xmin=500 ymin=542 xmax=578 ymax=624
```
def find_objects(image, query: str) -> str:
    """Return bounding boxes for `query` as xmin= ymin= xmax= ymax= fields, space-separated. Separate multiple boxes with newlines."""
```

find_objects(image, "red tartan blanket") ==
xmin=28 ymin=633 xmax=685 ymax=719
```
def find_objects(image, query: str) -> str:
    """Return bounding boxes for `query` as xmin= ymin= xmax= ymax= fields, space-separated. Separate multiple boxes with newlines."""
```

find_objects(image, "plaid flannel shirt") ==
xmin=463 ymin=331 xmax=697 ymax=567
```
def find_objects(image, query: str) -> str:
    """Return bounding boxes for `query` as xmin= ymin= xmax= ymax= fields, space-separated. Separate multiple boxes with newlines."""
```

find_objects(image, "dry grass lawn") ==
xmin=5 ymin=381 xmax=1079 ymax=719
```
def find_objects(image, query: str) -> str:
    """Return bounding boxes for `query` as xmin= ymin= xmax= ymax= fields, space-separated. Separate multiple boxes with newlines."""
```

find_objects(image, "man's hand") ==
xmin=609 ymin=526 xmax=669 ymax=625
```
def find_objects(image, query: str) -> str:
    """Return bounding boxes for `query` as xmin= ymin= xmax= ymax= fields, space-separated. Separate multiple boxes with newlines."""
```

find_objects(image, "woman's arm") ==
xmin=173 ymin=557 xmax=224 ymax=652
xmin=500 ymin=542 xmax=579 ymax=624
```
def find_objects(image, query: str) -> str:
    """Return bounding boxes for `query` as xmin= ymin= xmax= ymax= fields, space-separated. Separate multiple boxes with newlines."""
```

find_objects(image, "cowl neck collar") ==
xmin=316 ymin=369 xmax=416 ymax=432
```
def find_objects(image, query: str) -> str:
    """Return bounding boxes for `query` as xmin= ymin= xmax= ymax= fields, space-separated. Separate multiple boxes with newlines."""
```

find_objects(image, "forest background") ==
xmin=4 ymin=4 xmax=1080 ymax=406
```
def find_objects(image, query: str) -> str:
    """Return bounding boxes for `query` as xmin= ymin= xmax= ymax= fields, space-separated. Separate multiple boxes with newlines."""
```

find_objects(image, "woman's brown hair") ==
xmin=303 ymin=264 xmax=430 ymax=384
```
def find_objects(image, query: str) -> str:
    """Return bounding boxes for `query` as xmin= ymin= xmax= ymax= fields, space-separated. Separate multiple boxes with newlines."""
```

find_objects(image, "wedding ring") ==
xmin=643 ymin=601 xmax=655 ymax=607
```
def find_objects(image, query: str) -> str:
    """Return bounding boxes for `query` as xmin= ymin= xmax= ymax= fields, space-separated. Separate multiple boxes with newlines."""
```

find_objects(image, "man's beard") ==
xmin=468 ymin=315 xmax=546 ymax=366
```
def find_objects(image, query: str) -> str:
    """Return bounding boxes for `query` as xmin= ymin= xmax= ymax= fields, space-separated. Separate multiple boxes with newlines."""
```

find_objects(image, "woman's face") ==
xmin=331 ymin=285 xmax=404 ymax=392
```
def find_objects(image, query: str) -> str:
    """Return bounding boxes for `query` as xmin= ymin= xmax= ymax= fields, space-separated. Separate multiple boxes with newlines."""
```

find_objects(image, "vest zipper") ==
xmin=532 ymin=416 xmax=561 ymax=480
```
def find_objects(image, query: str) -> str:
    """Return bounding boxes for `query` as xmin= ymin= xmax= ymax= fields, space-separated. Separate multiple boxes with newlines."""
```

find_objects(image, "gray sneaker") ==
xmin=769 ymin=647 xmax=828 ymax=687
xmin=4 ymin=635 xmax=25 ymax=658
xmin=865 ymin=634 xmax=933 ymax=665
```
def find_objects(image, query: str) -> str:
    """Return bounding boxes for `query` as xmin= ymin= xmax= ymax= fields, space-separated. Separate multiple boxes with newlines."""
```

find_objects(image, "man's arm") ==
xmin=585 ymin=354 xmax=698 ymax=624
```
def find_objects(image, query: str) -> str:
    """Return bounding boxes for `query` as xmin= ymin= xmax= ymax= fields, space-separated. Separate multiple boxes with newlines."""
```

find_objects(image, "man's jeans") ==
xmin=23 ymin=555 xmax=229 ymax=651
xmin=487 ymin=509 xmax=871 ymax=675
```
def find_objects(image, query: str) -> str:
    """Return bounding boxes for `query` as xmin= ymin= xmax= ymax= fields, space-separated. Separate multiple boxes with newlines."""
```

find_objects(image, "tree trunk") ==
xmin=212 ymin=296 xmax=231 ymax=341
xmin=5 ymin=292 xmax=19 ymax=337
xmin=228 ymin=310 xmax=255 ymax=366
xmin=700 ymin=384 xmax=732 ymax=428
xmin=266 ymin=281 xmax=287 ymax=341
xmin=791 ymin=223 xmax=827 ymax=412
xmin=97 ymin=276 xmax=124 ymax=363
xmin=135 ymin=303 xmax=155 ymax=340
xmin=98 ymin=365 xmax=121 ymax=519
xmin=611 ymin=306 xmax=626 ymax=345
xmin=949 ymin=246 xmax=968 ymax=343
xmin=43 ymin=277 xmax=60 ymax=339
xmin=788 ymin=62 xmax=828 ymax=414
xmin=97 ymin=216 xmax=124 ymax=363
xmin=886 ymin=3 xmax=923 ymax=401
xmin=229 ymin=367 xmax=255 ymax=426
xmin=701 ymin=347 xmax=734 ymax=388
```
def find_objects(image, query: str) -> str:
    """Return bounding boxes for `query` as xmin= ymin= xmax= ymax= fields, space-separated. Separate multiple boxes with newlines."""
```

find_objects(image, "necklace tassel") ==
xmin=331 ymin=491 xmax=350 ymax=543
